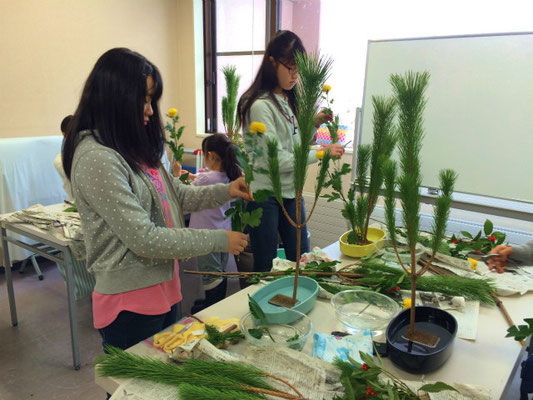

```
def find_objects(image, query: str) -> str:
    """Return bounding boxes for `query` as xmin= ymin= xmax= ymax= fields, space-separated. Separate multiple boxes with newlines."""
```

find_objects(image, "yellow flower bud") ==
xmin=168 ymin=108 xmax=178 ymax=118
xmin=322 ymin=85 xmax=331 ymax=93
xmin=403 ymin=298 xmax=412 ymax=309
xmin=249 ymin=121 xmax=266 ymax=134
xmin=468 ymin=258 xmax=478 ymax=271
xmin=316 ymin=150 xmax=325 ymax=160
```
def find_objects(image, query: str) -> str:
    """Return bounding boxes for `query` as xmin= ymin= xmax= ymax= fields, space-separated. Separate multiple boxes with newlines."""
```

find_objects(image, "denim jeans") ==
xmin=247 ymin=197 xmax=309 ymax=272
xmin=98 ymin=303 xmax=179 ymax=351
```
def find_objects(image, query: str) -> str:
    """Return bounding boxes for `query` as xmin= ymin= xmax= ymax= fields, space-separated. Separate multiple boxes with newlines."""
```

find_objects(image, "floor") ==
xmin=0 ymin=260 xmax=528 ymax=400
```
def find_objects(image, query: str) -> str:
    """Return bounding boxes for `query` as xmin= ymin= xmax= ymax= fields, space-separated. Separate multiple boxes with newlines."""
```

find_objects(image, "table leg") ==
xmin=1 ymin=226 xmax=18 ymax=326
xmin=63 ymin=249 xmax=80 ymax=370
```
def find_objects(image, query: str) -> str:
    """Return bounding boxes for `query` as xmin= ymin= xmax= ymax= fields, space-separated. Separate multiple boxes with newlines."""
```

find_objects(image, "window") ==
xmin=203 ymin=0 xmax=279 ymax=133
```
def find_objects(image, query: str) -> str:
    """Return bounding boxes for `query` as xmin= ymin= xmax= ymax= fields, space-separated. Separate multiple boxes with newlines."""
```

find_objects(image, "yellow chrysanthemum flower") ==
xmin=168 ymin=108 xmax=178 ymax=118
xmin=403 ymin=298 xmax=412 ymax=309
xmin=249 ymin=121 xmax=266 ymax=134
xmin=315 ymin=150 xmax=325 ymax=160
xmin=322 ymin=85 xmax=331 ymax=93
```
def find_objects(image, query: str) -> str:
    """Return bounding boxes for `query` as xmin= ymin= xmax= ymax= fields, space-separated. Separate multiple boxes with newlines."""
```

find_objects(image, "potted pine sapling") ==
xmin=382 ymin=71 xmax=459 ymax=373
xmin=323 ymin=96 xmax=396 ymax=258
xmin=249 ymin=52 xmax=335 ymax=322
xmin=221 ymin=65 xmax=243 ymax=150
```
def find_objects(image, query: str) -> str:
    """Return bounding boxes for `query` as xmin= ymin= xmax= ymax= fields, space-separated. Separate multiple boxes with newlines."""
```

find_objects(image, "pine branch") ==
xmin=96 ymin=347 xmax=305 ymax=400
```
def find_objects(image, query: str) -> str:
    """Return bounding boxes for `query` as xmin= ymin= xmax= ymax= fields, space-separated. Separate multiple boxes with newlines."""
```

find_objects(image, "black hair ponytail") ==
xmin=201 ymin=134 xmax=241 ymax=181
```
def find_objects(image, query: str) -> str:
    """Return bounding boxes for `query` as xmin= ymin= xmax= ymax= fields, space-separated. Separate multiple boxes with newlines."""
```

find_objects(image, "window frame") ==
xmin=202 ymin=0 xmax=280 ymax=133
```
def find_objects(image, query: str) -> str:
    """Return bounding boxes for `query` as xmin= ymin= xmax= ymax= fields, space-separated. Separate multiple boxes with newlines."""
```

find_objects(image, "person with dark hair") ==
xmin=62 ymin=48 xmax=250 ymax=354
xmin=189 ymin=134 xmax=242 ymax=311
xmin=54 ymin=115 xmax=74 ymax=200
xmin=236 ymin=30 xmax=344 ymax=272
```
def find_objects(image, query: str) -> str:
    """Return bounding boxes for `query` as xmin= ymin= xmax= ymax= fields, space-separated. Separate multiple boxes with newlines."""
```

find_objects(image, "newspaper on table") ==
xmin=400 ymin=290 xmax=480 ymax=340
xmin=402 ymin=380 xmax=491 ymax=400
xmin=245 ymin=346 xmax=345 ymax=400
xmin=110 ymin=379 xmax=178 ymax=400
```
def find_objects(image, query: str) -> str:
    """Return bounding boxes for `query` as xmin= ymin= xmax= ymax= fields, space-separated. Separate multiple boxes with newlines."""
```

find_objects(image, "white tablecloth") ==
xmin=0 ymin=136 xmax=66 ymax=264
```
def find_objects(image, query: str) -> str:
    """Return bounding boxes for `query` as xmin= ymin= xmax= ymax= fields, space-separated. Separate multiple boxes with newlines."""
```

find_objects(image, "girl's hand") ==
xmin=487 ymin=245 xmax=513 ymax=273
xmin=226 ymin=231 xmax=248 ymax=255
xmin=314 ymin=108 xmax=333 ymax=127
xmin=322 ymin=143 xmax=345 ymax=158
xmin=229 ymin=177 xmax=253 ymax=201
xmin=172 ymin=160 xmax=182 ymax=178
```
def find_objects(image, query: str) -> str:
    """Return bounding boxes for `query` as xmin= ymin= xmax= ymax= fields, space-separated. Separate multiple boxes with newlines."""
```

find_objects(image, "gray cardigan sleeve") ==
xmin=509 ymin=240 xmax=533 ymax=266
xmin=172 ymin=178 xmax=234 ymax=213
xmin=72 ymin=149 xmax=228 ymax=259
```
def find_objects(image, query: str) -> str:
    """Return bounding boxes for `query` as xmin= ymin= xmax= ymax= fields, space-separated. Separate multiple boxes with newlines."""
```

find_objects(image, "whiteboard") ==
xmin=358 ymin=32 xmax=533 ymax=203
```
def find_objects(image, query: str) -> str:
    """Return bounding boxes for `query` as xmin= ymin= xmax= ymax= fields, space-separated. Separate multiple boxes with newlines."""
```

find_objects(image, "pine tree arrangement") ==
xmin=324 ymin=96 xmax=397 ymax=245
xmin=221 ymin=65 xmax=242 ymax=148
xmin=382 ymin=71 xmax=458 ymax=345
xmin=265 ymin=52 xmax=334 ymax=304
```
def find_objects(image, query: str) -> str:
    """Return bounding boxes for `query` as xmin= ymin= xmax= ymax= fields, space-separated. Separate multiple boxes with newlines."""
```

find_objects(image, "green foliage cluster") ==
xmin=204 ymin=324 xmax=244 ymax=348
xmin=164 ymin=112 xmax=190 ymax=184
xmin=449 ymin=219 xmax=507 ymax=258
xmin=333 ymin=351 xmax=456 ymax=400
xmin=324 ymin=96 xmax=396 ymax=245
xmin=224 ymin=133 xmax=272 ymax=232
xmin=506 ymin=318 xmax=533 ymax=342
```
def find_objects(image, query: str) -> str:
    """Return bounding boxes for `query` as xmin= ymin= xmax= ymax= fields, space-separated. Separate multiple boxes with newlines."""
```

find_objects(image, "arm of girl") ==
xmin=73 ymin=149 xmax=229 ymax=259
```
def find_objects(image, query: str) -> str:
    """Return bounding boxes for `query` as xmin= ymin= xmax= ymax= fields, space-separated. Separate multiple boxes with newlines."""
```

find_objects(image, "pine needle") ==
xmin=95 ymin=347 xmax=277 ymax=395
xmin=354 ymin=262 xmax=495 ymax=304
xmin=182 ymin=359 xmax=275 ymax=392
xmin=179 ymin=384 xmax=266 ymax=400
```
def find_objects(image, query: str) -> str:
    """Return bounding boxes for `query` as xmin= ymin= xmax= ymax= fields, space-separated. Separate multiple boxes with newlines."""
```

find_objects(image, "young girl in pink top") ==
xmin=62 ymin=48 xmax=250 ymax=359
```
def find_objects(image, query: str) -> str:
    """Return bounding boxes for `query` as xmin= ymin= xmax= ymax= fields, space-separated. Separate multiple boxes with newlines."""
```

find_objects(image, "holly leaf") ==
xmin=460 ymin=230 xmax=473 ymax=239
xmin=484 ymin=219 xmax=494 ymax=236
xmin=419 ymin=382 xmax=457 ymax=393
xmin=494 ymin=231 xmax=506 ymax=245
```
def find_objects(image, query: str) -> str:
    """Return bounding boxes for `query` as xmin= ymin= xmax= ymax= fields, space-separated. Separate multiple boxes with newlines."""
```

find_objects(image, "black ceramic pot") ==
xmin=386 ymin=306 xmax=457 ymax=373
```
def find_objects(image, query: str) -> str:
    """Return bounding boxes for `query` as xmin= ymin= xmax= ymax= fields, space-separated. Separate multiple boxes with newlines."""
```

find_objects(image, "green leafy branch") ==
xmin=164 ymin=109 xmax=190 ymax=184
xmin=333 ymin=351 xmax=456 ymax=400
xmin=224 ymin=129 xmax=270 ymax=232
xmin=449 ymin=219 xmax=507 ymax=258
xmin=247 ymin=295 xmax=275 ymax=342
xmin=506 ymin=318 xmax=533 ymax=342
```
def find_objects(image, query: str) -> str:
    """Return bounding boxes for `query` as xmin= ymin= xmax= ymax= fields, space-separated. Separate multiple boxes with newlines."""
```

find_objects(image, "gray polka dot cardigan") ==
xmin=71 ymin=131 xmax=231 ymax=295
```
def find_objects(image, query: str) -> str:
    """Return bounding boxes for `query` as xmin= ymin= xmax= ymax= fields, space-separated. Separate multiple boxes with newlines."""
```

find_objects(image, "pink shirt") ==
xmin=92 ymin=166 xmax=181 ymax=329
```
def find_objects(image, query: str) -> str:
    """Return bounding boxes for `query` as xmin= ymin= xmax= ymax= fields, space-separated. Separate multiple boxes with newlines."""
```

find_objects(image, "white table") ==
xmin=95 ymin=243 xmax=532 ymax=399
xmin=1 ymin=203 xmax=81 ymax=370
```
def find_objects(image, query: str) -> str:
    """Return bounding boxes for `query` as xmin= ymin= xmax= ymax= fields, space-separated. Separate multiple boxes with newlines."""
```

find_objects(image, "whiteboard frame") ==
xmin=355 ymin=31 xmax=533 ymax=221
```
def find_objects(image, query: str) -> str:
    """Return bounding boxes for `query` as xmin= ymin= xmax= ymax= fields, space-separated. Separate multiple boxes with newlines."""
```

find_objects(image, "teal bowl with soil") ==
xmin=250 ymin=276 xmax=319 ymax=324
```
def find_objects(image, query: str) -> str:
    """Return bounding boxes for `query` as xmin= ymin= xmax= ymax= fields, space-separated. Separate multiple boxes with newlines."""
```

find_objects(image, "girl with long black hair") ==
xmin=237 ymin=30 xmax=344 ymax=272
xmin=62 ymin=48 xmax=250 ymax=352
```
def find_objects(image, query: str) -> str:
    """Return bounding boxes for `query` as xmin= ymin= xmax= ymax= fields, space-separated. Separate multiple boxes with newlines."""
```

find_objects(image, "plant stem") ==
xmin=409 ymin=251 xmax=416 ymax=336
xmin=293 ymin=192 xmax=303 ymax=301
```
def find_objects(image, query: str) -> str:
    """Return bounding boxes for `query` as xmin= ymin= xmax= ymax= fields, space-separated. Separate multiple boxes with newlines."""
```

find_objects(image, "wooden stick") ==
xmin=424 ymin=263 xmax=527 ymax=347
xmin=183 ymin=270 xmax=363 ymax=279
